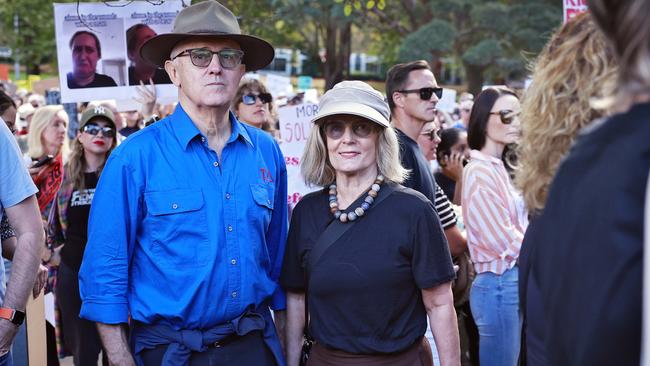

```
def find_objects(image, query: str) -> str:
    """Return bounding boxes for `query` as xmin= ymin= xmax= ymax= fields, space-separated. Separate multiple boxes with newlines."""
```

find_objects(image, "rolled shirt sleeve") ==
xmin=79 ymin=152 xmax=141 ymax=324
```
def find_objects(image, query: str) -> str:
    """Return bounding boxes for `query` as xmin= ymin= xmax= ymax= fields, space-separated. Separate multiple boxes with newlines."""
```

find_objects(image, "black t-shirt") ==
xmin=61 ymin=172 xmax=98 ymax=270
xmin=397 ymin=128 xmax=457 ymax=229
xmin=119 ymin=125 xmax=141 ymax=138
xmin=280 ymin=184 xmax=455 ymax=354
xmin=434 ymin=171 xmax=456 ymax=203
xmin=523 ymin=102 xmax=650 ymax=365
xmin=67 ymin=72 xmax=118 ymax=89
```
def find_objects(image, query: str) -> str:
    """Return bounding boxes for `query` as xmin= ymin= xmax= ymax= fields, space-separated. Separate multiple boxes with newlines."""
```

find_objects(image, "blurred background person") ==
xmin=435 ymin=128 xmax=469 ymax=205
xmin=462 ymin=87 xmax=527 ymax=366
xmin=27 ymin=94 xmax=45 ymax=109
xmin=126 ymin=24 xmax=171 ymax=85
xmin=232 ymin=79 xmax=279 ymax=139
xmin=48 ymin=106 xmax=117 ymax=366
xmin=0 ymin=91 xmax=17 ymax=134
xmin=452 ymin=100 xmax=473 ymax=130
xmin=514 ymin=13 xmax=618 ymax=366
xmin=25 ymin=105 xmax=70 ymax=366
xmin=520 ymin=0 xmax=650 ymax=363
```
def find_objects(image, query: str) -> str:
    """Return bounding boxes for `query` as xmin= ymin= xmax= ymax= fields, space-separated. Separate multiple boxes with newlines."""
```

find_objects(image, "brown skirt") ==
xmin=307 ymin=337 xmax=434 ymax=366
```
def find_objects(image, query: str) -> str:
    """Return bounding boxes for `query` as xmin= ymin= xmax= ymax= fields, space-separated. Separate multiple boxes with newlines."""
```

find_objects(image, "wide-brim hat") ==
xmin=140 ymin=1 xmax=274 ymax=71
xmin=312 ymin=81 xmax=391 ymax=128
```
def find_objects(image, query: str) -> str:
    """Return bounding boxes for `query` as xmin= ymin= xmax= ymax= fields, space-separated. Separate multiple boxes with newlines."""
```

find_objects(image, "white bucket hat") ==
xmin=312 ymin=81 xmax=390 ymax=128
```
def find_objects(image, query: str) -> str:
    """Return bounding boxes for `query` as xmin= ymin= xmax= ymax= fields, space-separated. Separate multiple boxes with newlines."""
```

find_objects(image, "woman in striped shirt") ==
xmin=462 ymin=87 xmax=528 ymax=366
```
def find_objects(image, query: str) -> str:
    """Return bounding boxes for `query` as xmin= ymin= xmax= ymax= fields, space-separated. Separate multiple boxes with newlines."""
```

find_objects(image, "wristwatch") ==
xmin=0 ymin=307 xmax=25 ymax=325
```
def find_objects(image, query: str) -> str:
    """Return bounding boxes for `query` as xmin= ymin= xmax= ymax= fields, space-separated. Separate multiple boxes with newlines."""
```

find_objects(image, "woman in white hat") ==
xmin=281 ymin=81 xmax=460 ymax=366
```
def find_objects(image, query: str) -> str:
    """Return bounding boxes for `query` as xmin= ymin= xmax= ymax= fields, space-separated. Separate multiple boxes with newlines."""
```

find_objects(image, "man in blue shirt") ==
xmin=78 ymin=2 xmax=288 ymax=365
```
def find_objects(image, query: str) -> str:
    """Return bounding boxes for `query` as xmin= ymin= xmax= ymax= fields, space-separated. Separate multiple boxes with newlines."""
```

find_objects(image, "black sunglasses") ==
xmin=171 ymin=48 xmax=244 ymax=69
xmin=489 ymin=110 xmax=521 ymax=125
xmin=242 ymin=93 xmax=272 ymax=105
xmin=82 ymin=124 xmax=115 ymax=138
xmin=398 ymin=87 xmax=443 ymax=100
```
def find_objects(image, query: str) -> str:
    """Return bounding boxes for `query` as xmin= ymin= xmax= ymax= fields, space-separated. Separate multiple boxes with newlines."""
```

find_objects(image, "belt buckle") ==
xmin=213 ymin=340 xmax=223 ymax=348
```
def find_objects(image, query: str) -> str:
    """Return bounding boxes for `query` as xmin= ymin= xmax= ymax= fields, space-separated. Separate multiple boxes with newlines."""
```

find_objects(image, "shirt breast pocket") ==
xmin=249 ymin=183 xmax=274 ymax=230
xmin=144 ymin=189 xmax=209 ymax=268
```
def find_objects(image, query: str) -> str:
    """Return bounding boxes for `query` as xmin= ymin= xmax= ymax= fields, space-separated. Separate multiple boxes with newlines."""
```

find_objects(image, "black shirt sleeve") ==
xmin=410 ymin=196 xmax=456 ymax=289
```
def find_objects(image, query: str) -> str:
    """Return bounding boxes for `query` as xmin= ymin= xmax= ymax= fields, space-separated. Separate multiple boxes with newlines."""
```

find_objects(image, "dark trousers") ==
xmin=56 ymin=261 xmax=108 ymax=366
xmin=139 ymin=330 xmax=276 ymax=366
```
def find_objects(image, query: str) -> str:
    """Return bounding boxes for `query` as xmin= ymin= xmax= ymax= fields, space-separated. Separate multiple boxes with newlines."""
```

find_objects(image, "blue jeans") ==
xmin=470 ymin=266 xmax=521 ymax=366
xmin=0 ymin=351 xmax=13 ymax=366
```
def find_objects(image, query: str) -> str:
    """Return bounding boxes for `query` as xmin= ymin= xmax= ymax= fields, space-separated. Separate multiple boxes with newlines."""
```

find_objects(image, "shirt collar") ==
xmin=470 ymin=149 xmax=504 ymax=166
xmin=171 ymin=104 xmax=254 ymax=150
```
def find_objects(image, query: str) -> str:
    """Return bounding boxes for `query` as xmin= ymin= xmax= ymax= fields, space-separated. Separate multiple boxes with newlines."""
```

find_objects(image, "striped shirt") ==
xmin=462 ymin=150 xmax=528 ymax=274
xmin=435 ymin=184 xmax=457 ymax=229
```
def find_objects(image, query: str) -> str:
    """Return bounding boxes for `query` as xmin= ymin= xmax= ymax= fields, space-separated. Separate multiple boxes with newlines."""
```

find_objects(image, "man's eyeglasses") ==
xmin=242 ymin=93 xmax=272 ymax=105
xmin=398 ymin=87 xmax=443 ymax=100
xmin=420 ymin=128 xmax=442 ymax=141
xmin=489 ymin=110 xmax=521 ymax=125
xmin=171 ymin=48 xmax=244 ymax=69
xmin=82 ymin=124 xmax=115 ymax=138
xmin=322 ymin=120 xmax=377 ymax=139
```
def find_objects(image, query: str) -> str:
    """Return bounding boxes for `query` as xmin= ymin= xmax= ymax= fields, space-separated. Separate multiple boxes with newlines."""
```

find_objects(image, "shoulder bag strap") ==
xmin=303 ymin=183 xmax=397 ymax=339
xmin=640 ymin=170 xmax=650 ymax=366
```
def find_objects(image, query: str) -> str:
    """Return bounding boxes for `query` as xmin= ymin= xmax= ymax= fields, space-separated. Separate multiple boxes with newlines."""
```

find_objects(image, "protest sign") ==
xmin=265 ymin=73 xmax=293 ymax=98
xmin=563 ymin=0 xmax=588 ymax=24
xmin=278 ymin=102 xmax=319 ymax=216
xmin=54 ymin=1 xmax=182 ymax=103
xmin=436 ymin=88 xmax=457 ymax=113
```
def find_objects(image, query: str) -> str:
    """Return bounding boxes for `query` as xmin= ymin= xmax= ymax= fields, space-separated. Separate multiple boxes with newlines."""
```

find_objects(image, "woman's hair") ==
xmin=27 ymin=105 xmax=69 ymax=159
xmin=67 ymin=124 xmax=117 ymax=189
xmin=436 ymin=127 xmax=463 ymax=163
xmin=301 ymin=117 xmax=408 ymax=186
xmin=126 ymin=24 xmax=152 ymax=54
xmin=0 ymin=90 xmax=16 ymax=116
xmin=467 ymin=87 xmax=518 ymax=151
xmin=515 ymin=13 xmax=618 ymax=213
xmin=588 ymin=0 xmax=650 ymax=102
xmin=232 ymin=78 xmax=277 ymax=133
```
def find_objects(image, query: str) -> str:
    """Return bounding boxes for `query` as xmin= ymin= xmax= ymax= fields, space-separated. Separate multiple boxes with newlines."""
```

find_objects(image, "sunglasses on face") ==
xmin=489 ymin=110 xmax=521 ymax=125
xmin=398 ymin=87 xmax=443 ymax=100
xmin=82 ymin=124 xmax=115 ymax=138
xmin=322 ymin=120 xmax=377 ymax=140
xmin=420 ymin=128 xmax=442 ymax=141
xmin=242 ymin=93 xmax=273 ymax=105
xmin=172 ymin=48 xmax=244 ymax=69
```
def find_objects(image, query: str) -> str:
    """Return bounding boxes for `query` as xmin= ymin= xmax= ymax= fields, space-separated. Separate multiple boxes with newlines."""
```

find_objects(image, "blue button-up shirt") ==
xmin=79 ymin=105 xmax=288 ymax=330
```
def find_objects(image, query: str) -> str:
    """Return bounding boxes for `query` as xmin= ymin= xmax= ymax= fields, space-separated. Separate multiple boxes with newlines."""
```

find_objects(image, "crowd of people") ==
xmin=0 ymin=0 xmax=647 ymax=365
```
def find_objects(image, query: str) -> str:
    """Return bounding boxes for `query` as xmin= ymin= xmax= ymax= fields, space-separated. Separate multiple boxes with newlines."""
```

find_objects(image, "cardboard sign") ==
xmin=278 ymin=102 xmax=319 ymax=216
xmin=54 ymin=1 xmax=182 ymax=103
xmin=563 ymin=0 xmax=588 ymax=24
xmin=265 ymin=73 xmax=293 ymax=98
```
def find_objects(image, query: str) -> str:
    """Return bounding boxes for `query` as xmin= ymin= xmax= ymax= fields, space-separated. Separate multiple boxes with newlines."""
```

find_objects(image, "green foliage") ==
xmin=462 ymin=39 xmax=501 ymax=67
xmin=397 ymin=20 xmax=457 ymax=62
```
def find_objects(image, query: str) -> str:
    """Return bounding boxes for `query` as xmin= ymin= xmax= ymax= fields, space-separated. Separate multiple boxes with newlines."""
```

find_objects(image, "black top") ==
xmin=280 ymin=184 xmax=455 ymax=354
xmin=522 ymin=102 xmax=650 ymax=365
xmin=434 ymin=171 xmax=456 ymax=203
xmin=397 ymin=128 xmax=457 ymax=229
xmin=128 ymin=66 xmax=172 ymax=85
xmin=61 ymin=172 xmax=98 ymax=271
xmin=67 ymin=72 xmax=118 ymax=89
xmin=119 ymin=125 xmax=141 ymax=138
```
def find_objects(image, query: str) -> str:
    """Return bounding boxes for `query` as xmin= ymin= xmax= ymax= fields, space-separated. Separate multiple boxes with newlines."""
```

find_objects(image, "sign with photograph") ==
xmin=54 ymin=1 xmax=183 ymax=103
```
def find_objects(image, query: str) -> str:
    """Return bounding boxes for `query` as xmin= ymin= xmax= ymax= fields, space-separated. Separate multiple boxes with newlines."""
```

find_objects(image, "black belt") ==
xmin=208 ymin=330 xmax=260 ymax=349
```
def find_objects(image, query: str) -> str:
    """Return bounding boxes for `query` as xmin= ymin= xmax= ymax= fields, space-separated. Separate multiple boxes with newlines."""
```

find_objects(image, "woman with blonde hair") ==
xmin=514 ymin=12 xmax=618 ymax=366
xmin=282 ymin=81 xmax=459 ymax=366
xmin=521 ymin=0 xmax=650 ymax=363
xmin=26 ymin=105 xmax=69 ymax=219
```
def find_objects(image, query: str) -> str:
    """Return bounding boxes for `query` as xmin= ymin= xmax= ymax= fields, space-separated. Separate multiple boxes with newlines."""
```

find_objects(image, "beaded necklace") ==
xmin=328 ymin=175 xmax=384 ymax=223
